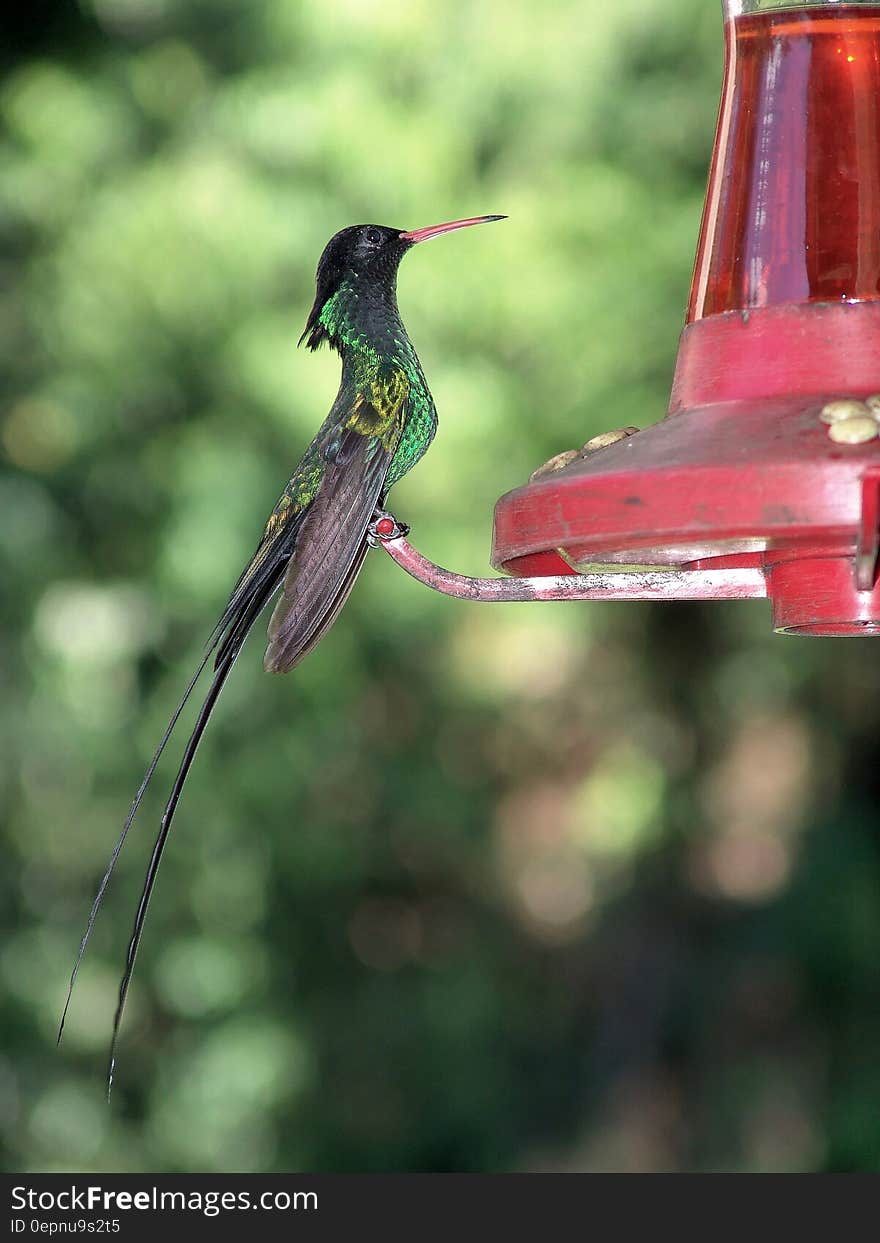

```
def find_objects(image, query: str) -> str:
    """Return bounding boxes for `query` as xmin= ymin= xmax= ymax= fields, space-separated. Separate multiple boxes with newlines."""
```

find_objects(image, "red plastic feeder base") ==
xmin=766 ymin=554 xmax=880 ymax=636
xmin=491 ymin=303 xmax=880 ymax=636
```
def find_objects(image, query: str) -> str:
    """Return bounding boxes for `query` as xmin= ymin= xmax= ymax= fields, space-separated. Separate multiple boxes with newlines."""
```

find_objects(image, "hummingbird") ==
xmin=59 ymin=213 xmax=505 ymax=1092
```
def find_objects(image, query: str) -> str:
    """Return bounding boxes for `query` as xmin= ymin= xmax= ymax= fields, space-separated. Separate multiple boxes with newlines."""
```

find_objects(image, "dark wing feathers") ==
xmin=263 ymin=362 xmax=409 ymax=673
xmin=263 ymin=426 xmax=392 ymax=673
xmin=213 ymin=509 xmax=303 ymax=670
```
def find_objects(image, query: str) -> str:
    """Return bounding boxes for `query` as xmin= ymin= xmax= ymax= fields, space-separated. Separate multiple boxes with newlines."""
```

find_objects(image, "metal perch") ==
xmin=368 ymin=514 xmax=767 ymax=604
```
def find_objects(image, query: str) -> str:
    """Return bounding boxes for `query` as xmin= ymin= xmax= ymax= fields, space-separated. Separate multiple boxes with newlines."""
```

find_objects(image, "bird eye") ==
xmin=365 ymin=228 xmax=382 ymax=247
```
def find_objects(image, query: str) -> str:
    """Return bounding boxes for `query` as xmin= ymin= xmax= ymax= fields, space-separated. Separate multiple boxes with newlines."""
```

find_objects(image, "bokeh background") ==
xmin=2 ymin=0 xmax=879 ymax=1173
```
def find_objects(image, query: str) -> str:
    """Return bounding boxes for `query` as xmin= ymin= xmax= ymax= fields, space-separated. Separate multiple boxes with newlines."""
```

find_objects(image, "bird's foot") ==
xmin=368 ymin=510 xmax=410 ymax=546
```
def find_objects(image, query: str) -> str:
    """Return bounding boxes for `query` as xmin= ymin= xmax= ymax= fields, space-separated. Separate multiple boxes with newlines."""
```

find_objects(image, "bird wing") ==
xmin=263 ymin=366 xmax=409 ymax=674
xmin=211 ymin=461 xmax=318 ymax=670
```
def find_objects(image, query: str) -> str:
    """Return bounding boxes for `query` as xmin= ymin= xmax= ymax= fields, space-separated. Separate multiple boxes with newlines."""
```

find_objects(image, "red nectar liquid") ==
xmin=689 ymin=5 xmax=880 ymax=321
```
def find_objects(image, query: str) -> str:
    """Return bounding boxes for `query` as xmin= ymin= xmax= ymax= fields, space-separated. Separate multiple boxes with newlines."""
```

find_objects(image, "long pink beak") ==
xmin=399 ymin=214 xmax=506 ymax=243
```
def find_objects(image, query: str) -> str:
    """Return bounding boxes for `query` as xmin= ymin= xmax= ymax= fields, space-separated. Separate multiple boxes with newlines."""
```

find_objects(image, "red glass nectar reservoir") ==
xmin=691 ymin=3 xmax=880 ymax=320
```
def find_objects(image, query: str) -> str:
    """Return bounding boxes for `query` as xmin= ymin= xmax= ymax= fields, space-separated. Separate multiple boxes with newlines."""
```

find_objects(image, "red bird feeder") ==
xmin=378 ymin=0 xmax=880 ymax=635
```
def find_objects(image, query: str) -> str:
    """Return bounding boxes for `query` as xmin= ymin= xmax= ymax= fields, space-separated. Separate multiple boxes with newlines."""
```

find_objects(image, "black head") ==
xmin=299 ymin=224 xmax=410 ymax=350
xmin=299 ymin=215 xmax=506 ymax=350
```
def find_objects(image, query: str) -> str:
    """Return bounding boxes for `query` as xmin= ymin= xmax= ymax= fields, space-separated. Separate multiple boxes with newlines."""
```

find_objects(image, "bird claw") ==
xmin=368 ymin=510 xmax=410 ymax=546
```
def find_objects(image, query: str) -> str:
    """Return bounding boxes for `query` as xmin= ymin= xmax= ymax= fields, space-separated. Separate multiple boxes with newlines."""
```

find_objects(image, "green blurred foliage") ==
xmin=2 ymin=0 xmax=879 ymax=1173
